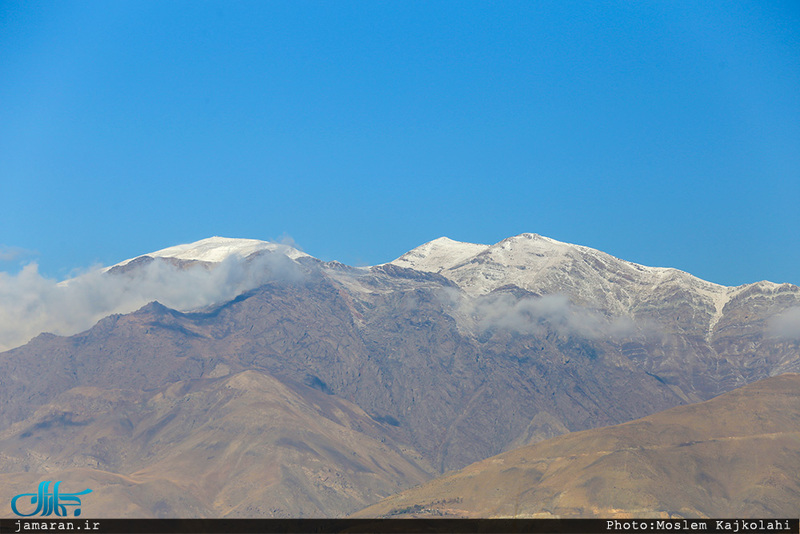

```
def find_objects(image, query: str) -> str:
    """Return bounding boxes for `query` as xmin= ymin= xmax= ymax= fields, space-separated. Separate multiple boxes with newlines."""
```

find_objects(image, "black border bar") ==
xmin=1 ymin=519 xmax=798 ymax=534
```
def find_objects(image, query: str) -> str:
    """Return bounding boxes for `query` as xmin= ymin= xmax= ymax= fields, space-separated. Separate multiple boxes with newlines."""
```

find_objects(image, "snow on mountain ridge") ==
xmin=389 ymin=237 xmax=489 ymax=273
xmin=390 ymin=233 xmax=739 ymax=322
xmin=114 ymin=236 xmax=309 ymax=268
xmin=393 ymin=233 xmax=727 ymax=287
xmin=5 ymin=233 xmax=796 ymax=355
xmin=114 ymin=233 xmax=793 ymax=331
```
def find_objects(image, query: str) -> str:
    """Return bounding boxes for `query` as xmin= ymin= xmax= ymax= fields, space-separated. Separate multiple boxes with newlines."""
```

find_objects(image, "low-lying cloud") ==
xmin=454 ymin=291 xmax=637 ymax=339
xmin=768 ymin=306 xmax=800 ymax=340
xmin=0 ymin=251 xmax=302 ymax=352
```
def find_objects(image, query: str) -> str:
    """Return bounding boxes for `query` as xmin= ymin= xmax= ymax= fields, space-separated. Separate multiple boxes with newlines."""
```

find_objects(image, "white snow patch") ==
xmin=389 ymin=237 xmax=489 ymax=273
xmin=695 ymin=285 xmax=734 ymax=339
xmin=111 ymin=236 xmax=308 ymax=269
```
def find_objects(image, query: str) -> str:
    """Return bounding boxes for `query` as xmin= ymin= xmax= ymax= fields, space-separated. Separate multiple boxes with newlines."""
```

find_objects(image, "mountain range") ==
xmin=1 ymin=234 xmax=798 ymax=517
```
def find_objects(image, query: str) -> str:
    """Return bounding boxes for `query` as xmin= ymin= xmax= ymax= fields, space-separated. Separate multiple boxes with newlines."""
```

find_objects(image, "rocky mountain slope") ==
xmin=1 ymin=234 xmax=798 ymax=517
xmin=393 ymin=233 xmax=800 ymax=398
xmin=354 ymin=372 xmax=800 ymax=518
xmin=0 ymin=368 xmax=432 ymax=517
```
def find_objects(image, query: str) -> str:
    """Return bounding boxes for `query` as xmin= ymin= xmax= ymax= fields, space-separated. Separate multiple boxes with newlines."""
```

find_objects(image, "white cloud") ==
xmin=0 ymin=252 xmax=302 ymax=352
xmin=768 ymin=306 xmax=800 ymax=340
xmin=463 ymin=292 xmax=637 ymax=339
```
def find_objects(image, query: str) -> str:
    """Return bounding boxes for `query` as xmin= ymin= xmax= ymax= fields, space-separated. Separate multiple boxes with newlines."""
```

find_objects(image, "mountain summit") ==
xmin=389 ymin=236 xmax=489 ymax=273
xmin=110 ymin=236 xmax=309 ymax=269
xmin=0 ymin=232 xmax=798 ymax=517
xmin=392 ymin=233 xmax=798 ymax=337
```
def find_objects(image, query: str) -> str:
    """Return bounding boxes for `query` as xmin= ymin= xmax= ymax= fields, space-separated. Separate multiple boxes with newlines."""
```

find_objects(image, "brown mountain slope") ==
xmin=1 ymin=236 xmax=798 ymax=521
xmin=354 ymin=373 xmax=800 ymax=518
xmin=0 ymin=277 xmax=690 ymax=474
xmin=0 ymin=370 xmax=434 ymax=518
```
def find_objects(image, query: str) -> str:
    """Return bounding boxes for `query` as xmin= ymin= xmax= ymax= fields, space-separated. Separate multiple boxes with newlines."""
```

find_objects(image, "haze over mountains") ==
xmin=1 ymin=234 xmax=798 ymax=517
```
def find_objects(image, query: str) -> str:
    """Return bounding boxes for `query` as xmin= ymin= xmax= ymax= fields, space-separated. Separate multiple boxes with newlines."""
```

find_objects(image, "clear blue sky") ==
xmin=1 ymin=1 xmax=798 ymax=286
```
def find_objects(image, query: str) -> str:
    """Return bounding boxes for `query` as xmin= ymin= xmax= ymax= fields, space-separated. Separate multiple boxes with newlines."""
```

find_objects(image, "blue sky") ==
xmin=1 ymin=1 xmax=798 ymax=286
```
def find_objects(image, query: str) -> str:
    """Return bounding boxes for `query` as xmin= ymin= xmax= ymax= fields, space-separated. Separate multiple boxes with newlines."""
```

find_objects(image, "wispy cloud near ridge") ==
xmin=449 ymin=290 xmax=637 ymax=340
xmin=768 ymin=306 xmax=800 ymax=340
xmin=0 ymin=252 xmax=301 ymax=352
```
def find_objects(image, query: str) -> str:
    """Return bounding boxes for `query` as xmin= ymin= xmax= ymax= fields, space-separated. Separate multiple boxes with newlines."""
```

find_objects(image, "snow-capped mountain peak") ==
xmin=389 ymin=237 xmax=489 ymax=273
xmin=114 ymin=236 xmax=309 ymax=269
xmin=390 ymin=233 xmax=736 ymax=319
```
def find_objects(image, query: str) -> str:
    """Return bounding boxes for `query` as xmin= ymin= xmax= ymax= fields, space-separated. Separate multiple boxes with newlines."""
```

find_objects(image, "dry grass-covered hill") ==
xmin=355 ymin=373 xmax=800 ymax=518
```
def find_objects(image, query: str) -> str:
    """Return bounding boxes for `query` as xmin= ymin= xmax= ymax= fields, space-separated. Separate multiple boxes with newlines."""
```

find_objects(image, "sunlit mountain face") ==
xmin=355 ymin=372 xmax=800 ymax=519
